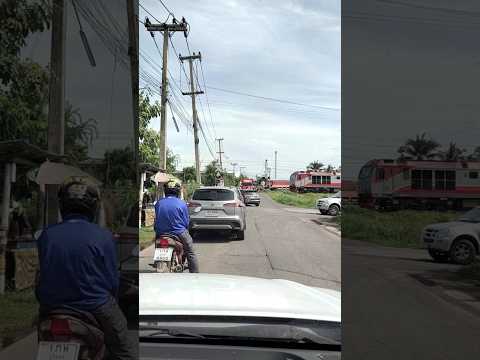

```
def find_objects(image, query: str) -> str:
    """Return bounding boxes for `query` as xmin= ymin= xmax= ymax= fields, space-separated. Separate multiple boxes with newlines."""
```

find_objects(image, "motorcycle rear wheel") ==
xmin=155 ymin=261 xmax=171 ymax=273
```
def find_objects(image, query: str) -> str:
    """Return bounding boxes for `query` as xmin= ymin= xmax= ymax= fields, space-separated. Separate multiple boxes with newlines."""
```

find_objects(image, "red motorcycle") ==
xmin=153 ymin=234 xmax=188 ymax=273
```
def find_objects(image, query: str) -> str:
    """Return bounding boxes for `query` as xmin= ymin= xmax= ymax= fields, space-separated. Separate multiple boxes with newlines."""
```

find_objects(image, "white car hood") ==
xmin=139 ymin=273 xmax=341 ymax=322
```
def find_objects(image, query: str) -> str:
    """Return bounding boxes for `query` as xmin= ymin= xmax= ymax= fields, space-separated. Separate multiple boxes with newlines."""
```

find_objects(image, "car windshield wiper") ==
xmin=140 ymin=329 xmax=206 ymax=339
xmin=139 ymin=324 xmax=340 ymax=346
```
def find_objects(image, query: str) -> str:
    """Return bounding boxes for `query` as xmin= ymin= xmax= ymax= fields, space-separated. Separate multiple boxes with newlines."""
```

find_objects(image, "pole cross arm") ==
xmin=182 ymin=91 xmax=204 ymax=95
xmin=145 ymin=23 xmax=187 ymax=32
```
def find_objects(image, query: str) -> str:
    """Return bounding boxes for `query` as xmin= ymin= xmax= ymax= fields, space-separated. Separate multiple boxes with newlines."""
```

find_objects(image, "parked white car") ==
xmin=422 ymin=207 xmax=480 ymax=265
xmin=317 ymin=191 xmax=341 ymax=216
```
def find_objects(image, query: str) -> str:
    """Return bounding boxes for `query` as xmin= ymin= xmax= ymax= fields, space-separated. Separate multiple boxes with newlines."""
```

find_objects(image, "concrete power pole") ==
xmin=127 ymin=0 xmax=139 ymax=175
xmin=46 ymin=0 xmax=66 ymax=225
xmin=216 ymin=138 xmax=224 ymax=170
xmin=144 ymin=18 xmax=187 ymax=171
xmin=274 ymin=150 xmax=277 ymax=179
xmin=179 ymin=52 xmax=204 ymax=184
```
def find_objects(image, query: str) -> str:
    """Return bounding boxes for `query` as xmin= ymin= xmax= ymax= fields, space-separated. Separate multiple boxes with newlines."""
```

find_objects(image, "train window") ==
xmin=321 ymin=176 xmax=331 ymax=184
xmin=336 ymin=176 xmax=341 ymax=180
xmin=312 ymin=176 xmax=321 ymax=184
xmin=435 ymin=170 xmax=456 ymax=190
xmin=469 ymin=171 xmax=479 ymax=179
xmin=376 ymin=168 xmax=385 ymax=180
xmin=412 ymin=170 xmax=432 ymax=190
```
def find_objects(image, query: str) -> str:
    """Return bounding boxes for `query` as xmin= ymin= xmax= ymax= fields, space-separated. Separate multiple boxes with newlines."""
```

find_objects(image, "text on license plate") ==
xmin=154 ymin=247 xmax=173 ymax=261
xmin=205 ymin=211 xmax=219 ymax=217
xmin=36 ymin=342 xmax=80 ymax=360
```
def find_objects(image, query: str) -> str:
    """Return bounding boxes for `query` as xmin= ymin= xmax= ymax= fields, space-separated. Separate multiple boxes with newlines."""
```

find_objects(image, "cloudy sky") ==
xmin=343 ymin=0 xmax=480 ymax=179
xmin=139 ymin=0 xmax=341 ymax=179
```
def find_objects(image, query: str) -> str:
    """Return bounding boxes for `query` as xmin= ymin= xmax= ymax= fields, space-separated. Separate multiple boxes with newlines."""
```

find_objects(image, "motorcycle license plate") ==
xmin=154 ymin=247 xmax=174 ymax=261
xmin=36 ymin=342 xmax=80 ymax=360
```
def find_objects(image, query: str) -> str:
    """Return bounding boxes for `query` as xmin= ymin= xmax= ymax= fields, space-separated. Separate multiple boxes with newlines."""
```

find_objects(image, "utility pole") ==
xmin=216 ymin=138 xmax=224 ymax=170
xmin=46 ymin=0 xmax=66 ymax=225
xmin=240 ymin=166 xmax=246 ymax=177
xmin=179 ymin=52 xmax=204 ymax=184
xmin=274 ymin=150 xmax=277 ymax=179
xmin=127 ymin=0 xmax=139 ymax=175
xmin=144 ymin=18 xmax=187 ymax=171
xmin=264 ymin=159 xmax=268 ymax=178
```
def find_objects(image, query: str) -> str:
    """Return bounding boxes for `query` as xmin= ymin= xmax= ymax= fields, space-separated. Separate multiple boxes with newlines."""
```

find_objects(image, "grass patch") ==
xmin=140 ymin=226 xmax=155 ymax=250
xmin=0 ymin=288 xmax=37 ymax=346
xmin=266 ymin=190 xmax=328 ymax=208
xmin=342 ymin=206 xmax=460 ymax=248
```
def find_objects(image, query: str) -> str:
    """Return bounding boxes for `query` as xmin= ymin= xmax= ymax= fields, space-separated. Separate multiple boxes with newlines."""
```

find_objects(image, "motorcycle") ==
xmin=36 ymin=308 xmax=105 ymax=360
xmin=153 ymin=233 xmax=188 ymax=273
xmin=36 ymin=248 xmax=139 ymax=360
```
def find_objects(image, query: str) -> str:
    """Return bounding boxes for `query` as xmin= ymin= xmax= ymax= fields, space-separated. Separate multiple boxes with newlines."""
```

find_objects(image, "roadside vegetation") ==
xmin=0 ymin=288 xmax=37 ymax=347
xmin=266 ymin=189 xmax=328 ymax=208
xmin=342 ymin=206 xmax=460 ymax=248
xmin=140 ymin=226 xmax=155 ymax=250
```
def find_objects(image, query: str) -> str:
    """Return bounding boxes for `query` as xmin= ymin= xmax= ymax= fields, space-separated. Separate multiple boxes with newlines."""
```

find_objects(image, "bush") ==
xmin=342 ymin=206 xmax=460 ymax=248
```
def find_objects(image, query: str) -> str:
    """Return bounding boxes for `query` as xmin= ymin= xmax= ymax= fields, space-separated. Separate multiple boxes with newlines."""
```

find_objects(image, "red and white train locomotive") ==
xmin=358 ymin=159 xmax=480 ymax=209
xmin=289 ymin=170 xmax=341 ymax=193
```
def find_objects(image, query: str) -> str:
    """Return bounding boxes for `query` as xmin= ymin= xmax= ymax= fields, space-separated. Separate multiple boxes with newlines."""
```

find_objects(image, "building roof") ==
xmin=0 ymin=140 xmax=64 ymax=165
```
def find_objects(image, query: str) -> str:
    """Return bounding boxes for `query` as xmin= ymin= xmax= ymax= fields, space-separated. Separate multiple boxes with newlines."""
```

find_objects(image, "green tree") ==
xmin=181 ymin=166 xmax=197 ymax=183
xmin=440 ymin=142 xmax=466 ymax=161
xmin=202 ymin=161 xmax=219 ymax=186
xmin=139 ymin=91 xmax=178 ymax=172
xmin=0 ymin=1 xmax=96 ymax=163
xmin=397 ymin=133 xmax=441 ymax=160
xmin=307 ymin=161 xmax=324 ymax=171
xmin=468 ymin=146 xmax=480 ymax=160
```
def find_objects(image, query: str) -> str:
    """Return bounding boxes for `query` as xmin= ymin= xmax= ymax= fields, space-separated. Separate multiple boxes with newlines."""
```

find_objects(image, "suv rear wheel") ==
xmin=450 ymin=238 xmax=476 ymax=265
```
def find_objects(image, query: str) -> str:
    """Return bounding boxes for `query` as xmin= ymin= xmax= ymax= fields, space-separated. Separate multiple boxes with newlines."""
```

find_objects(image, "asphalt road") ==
xmin=343 ymin=239 xmax=480 ymax=359
xmin=140 ymin=193 xmax=341 ymax=291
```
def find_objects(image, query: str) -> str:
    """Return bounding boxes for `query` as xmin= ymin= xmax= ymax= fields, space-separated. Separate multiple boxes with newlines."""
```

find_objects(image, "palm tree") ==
xmin=397 ymin=133 xmax=441 ymax=160
xmin=307 ymin=161 xmax=324 ymax=171
xmin=440 ymin=142 xmax=466 ymax=161
xmin=468 ymin=146 xmax=480 ymax=160
xmin=325 ymin=164 xmax=334 ymax=172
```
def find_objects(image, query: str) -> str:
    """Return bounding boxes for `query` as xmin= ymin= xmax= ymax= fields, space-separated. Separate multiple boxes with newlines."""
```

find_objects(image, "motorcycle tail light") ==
xmin=157 ymin=238 xmax=170 ymax=248
xmin=50 ymin=318 xmax=72 ymax=337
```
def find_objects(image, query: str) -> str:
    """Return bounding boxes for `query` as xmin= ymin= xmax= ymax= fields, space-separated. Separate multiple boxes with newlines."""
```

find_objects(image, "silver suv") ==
xmin=422 ymin=207 xmax=480 ymax=265
xmin=241 ymin=189 xmax=261 ymax=206
xmin=317 ymin=191 xmax=341 ymax=216
xmin=188 ymin=186 xmax=247 ymax=240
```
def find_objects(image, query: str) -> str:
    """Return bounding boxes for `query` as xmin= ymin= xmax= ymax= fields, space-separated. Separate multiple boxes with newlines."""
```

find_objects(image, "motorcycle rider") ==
xmin=35 ymin=178 xmax=136 ymax=360
xmin=154 ymin=179 xmax=199 ymax=273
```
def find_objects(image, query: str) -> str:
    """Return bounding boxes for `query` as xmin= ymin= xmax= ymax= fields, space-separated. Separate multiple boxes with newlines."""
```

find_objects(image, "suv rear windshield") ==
xmin=193 ymin=189 xmax=235 ymax=201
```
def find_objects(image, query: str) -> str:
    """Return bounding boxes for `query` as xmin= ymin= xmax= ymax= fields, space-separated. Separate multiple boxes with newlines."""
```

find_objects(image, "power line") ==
xmin=206 ymin=86 xmax=340 ymax=111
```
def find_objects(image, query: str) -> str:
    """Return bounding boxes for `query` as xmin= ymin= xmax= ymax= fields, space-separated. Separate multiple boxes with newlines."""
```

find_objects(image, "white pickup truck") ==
xmin=317 ymin=191 xmax=341 ymax=216
xmin=422 ymin=207 xmax=480 ymax=265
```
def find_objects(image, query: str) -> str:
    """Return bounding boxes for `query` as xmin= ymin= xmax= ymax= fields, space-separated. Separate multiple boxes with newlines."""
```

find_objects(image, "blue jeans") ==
xmin=178 ymin=230 xmax=199 ymax=273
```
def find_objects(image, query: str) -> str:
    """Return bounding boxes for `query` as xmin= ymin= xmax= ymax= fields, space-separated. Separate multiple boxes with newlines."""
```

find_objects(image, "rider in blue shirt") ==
xmin=154 ymin=180 xmax=199 ymax=272
xmin=36 ymin=179 xmax=136 ymax=360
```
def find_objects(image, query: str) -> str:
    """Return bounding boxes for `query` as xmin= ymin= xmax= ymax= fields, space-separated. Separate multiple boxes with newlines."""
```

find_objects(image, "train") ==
xmin=357 ymin=159 xmax=480 ymax=210
xmin=289 ymin=170 xmax=341 ymax=193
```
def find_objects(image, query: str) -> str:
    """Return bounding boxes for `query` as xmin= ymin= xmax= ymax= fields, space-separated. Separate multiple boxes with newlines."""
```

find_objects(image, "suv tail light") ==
xmin=187 ymin=202 xmax=201 ymax=208
xmin=224 ymin=201 xmax=244 ymax=208
xmin=50 ymin=318 xmax=72 ymax=337
xmin=156 ymin=238 xmax=170 ymax=248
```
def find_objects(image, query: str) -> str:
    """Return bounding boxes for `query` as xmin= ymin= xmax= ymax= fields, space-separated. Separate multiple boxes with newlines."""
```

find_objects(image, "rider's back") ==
xmin=36 ymin=214 xmax=118 ymax=311
xmin=154 ymin=196 xmax=189 ymax=236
